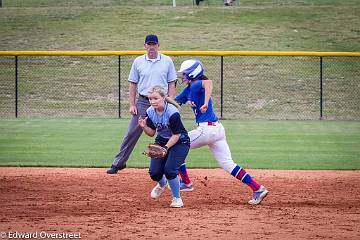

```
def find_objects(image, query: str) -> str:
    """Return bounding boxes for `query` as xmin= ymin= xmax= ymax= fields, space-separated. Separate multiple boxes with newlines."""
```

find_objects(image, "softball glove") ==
xmin=143 ymin=144 xmax=168 ymax=158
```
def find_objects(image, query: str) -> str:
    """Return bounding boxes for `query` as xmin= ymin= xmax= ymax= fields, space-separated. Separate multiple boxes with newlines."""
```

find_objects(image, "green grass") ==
xmin=0 ymin=119 xmax=359 ymax=170
xmin=0 ymin=0 xmax=359 ymax=51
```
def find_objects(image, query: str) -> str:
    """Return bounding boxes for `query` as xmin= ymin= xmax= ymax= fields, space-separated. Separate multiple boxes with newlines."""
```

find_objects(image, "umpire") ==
xmin=106 ymin=34 xmax=177 ymax=174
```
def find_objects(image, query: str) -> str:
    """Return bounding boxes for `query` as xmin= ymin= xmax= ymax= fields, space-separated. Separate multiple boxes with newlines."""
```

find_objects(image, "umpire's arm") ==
xmin=129 ymin=82 xmax=138 ymax=115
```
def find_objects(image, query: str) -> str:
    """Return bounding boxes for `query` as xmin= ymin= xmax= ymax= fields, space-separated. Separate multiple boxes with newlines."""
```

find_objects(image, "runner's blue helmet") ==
xmin=178 ymin=59 xmax=204 ymax=81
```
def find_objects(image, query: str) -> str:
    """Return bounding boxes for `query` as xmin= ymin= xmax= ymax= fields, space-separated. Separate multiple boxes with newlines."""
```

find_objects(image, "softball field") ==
xmin=0 ymin=168 xmax=359 ymax=239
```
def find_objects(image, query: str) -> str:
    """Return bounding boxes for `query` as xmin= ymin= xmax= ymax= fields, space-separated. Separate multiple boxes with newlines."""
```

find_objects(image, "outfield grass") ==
xmin=0 ymin=119 xmax=359 ymax=170
xmin=0 ymin=0 xmax=359 ymax=51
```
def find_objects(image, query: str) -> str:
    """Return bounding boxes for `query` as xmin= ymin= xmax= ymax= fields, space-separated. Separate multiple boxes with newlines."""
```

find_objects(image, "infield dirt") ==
xmin=0 ymin=168 xmax=359 ymax=239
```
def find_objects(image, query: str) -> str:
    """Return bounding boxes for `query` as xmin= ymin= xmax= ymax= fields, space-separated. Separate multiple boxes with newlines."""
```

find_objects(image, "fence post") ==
xmin=319 ymin=57 xmax=323 ymax=120
xmin=220 ymin=56 xmax=224 ymax=119
xmin=15 ymin=56 xmax=18 ymax=118
xmin=118 ymin=55 xmax=121 ymax=119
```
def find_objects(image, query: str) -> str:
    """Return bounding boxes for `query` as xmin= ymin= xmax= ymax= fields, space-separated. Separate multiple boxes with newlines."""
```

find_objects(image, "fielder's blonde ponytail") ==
xmin=165 ymin=96 xmax=182 ymax=110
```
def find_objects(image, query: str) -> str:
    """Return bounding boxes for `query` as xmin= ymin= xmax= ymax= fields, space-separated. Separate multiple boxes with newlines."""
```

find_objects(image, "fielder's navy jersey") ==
xmin=146 ymin=102 xmax=188 ymax=140
xmin=176 ymin=80 xmax=218 ymax=123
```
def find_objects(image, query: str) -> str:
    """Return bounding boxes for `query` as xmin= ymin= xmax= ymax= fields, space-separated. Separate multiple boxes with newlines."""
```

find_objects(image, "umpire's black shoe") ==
xmin=106 ymin=164 xmax=126 ymax=174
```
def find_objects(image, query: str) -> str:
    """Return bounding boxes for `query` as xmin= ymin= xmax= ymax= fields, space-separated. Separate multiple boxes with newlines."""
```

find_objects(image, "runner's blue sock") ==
xmin=231 ymin=165 xmax=260 ymax=191
xmin=168 ymin=176 xmax=180 ymax=198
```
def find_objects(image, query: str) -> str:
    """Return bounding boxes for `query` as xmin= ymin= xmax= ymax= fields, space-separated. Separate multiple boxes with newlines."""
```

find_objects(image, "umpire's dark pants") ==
xmin=149 ymin=142 xmax=190 ymax=181
xmin=112 ymin=95 xmax=150 ymax=168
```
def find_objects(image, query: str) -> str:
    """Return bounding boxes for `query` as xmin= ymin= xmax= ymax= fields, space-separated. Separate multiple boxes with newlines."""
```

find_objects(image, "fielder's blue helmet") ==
xmin=178 ymin=59 xmax=204 ymax=81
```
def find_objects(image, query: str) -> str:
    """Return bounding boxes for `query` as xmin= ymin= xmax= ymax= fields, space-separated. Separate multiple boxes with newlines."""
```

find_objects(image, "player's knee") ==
xmin=149 ymin=170 xmax=163 ymax=182
xmin=218 ymin=160 xmax=236 ymax=174
xmin=164 ymin=169 xmax=178 ymax=180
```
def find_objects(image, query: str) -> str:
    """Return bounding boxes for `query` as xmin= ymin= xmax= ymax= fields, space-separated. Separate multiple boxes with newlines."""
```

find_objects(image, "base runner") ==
xmin=175 ymin=59 xmax=269 ymax=205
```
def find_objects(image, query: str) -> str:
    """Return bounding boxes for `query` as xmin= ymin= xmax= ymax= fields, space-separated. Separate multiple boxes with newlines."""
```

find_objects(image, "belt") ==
xmin=139 ymin=94 xmax=149 ymax=100
xmin=198 ymin=121 xmax=218 ymax=126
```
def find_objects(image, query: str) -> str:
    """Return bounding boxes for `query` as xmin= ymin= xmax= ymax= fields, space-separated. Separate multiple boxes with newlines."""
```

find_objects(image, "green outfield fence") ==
xmin=0 ymin=51 xmax=359 ymax=120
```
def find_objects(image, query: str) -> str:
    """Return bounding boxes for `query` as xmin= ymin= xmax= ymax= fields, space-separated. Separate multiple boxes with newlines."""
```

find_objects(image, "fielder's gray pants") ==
xmin=112 ymin=95 xmax=150 ymax=168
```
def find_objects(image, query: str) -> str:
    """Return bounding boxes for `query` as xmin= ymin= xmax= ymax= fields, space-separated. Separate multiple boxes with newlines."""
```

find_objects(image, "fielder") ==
xmin=174 ymin=59 xmax=269 ymax=205
xmin=138 ymin=86 xmax=190 ymax=208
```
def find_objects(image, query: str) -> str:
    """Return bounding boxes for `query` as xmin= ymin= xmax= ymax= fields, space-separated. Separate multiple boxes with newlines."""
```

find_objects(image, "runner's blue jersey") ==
xmin=176 ymin=80 xmax=218 ymax=123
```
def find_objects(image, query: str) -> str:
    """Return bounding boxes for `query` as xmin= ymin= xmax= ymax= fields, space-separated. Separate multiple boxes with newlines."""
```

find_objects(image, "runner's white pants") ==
xmin=188 ymin=122 xmax=237 ymax=173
